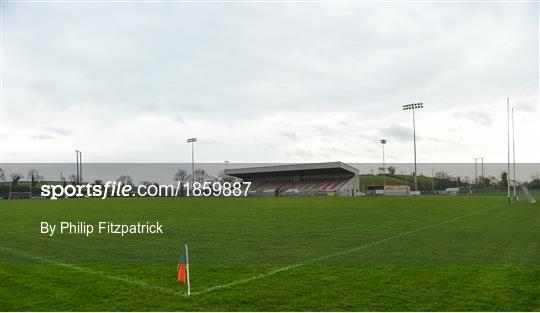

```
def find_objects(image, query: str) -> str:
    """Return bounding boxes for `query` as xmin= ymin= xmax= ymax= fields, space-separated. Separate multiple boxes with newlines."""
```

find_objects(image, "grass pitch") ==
xmin=1 ymin=196 xmax=539 ymax=311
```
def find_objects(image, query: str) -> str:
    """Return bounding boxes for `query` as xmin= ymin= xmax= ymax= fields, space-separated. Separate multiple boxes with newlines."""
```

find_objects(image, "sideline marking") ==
xmin=193 ymin=204 xmax=504 ymax=295
xmin=0 ymin=246 xmax=185 ymax=296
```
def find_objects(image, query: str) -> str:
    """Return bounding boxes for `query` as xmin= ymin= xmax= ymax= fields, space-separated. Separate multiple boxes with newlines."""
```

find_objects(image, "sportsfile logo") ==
xmin=40 ymin=181 xmax=251 ymax=199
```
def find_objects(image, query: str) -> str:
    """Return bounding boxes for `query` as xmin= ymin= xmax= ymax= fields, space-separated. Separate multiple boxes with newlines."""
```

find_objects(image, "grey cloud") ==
xmin=7 ymin=3 xmax=535 ymax=122
xmin=183 ymin=104 xmax=206 ymax=113
xmin=448 ymin=127 xmax=461 ymax=133
xmin=286 ymin=149 xmax=314 ymax=158
xmin=515 ymin=101 xmax=538 ymax=113
xmin=380 ymin=125 xmax=414 ymax=142
xmin=43 ymin=126 xmax=71 ymax=136
xmin=140 ymin=103 xmax=159 ymax=111
xmin=199 ymin=139 xmax=225 ymax=146
xmin=4 ymin=3 xmax=538 ymax=163
xmin=454 ymin=111 xmax=493 ymax=126
xmin=314 ymin=125 xmax=348 ymax=136
xmin=280 ymin=132 xmax=298 ymax=140
xmin=31 ymin=133 xmax=54 ymax=140
xmin=424 ymin=136 xmax=458 ymax=144
xmin=28 ymin=80 xmax=56 ymax=92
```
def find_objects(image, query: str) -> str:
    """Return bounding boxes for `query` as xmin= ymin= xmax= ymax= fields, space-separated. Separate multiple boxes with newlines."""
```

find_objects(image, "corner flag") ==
xmin=177 ymin=245 xmax=191 ymax=295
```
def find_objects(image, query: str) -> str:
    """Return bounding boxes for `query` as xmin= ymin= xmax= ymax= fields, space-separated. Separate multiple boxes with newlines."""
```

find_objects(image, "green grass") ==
xmin=1 ymin=196 xmax=539 ymax=311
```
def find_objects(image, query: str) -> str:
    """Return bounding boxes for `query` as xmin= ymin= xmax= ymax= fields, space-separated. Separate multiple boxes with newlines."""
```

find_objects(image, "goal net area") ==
xmin=510 ymin=180 xmax=537 ymax=204
xmin=443 ymin=187 xmax=472 ymax=195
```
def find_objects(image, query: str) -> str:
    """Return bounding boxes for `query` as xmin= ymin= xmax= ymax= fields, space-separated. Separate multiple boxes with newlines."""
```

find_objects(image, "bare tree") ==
xmin=173 ymin=169 xmax=192 ymax=195
xmin=434 ymin=171 xmax=452 ymax=180
xmin=68 ymin=174 xmax=78 ymax=185
xmin=27 ymin=169 xmax=44 ymax=187
xmin=173 ymin=169 xmax=191 ymax=184
xmin=387 ymin=166 xmax=396 ymax=175
xmin=0 ymin=168 xmax=5 ymax=182
xmin=194 ymin=168 xmax=214 ymax=183
xmin=10 ymin=173 xmax=23 ymax=185
xmin=117 ymin=175 xmax=134 ymax=186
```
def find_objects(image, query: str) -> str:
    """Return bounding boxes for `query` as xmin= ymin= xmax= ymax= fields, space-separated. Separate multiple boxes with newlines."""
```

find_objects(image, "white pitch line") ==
xmin=193 ymin=204 xmax=503 ymax=295
xmin=0 ymin=246 xmax=186 ymax=297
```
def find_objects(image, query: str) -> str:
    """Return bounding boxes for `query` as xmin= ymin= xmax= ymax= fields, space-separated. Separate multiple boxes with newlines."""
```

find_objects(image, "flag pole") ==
xmin=185 ymin=244 xmax=191 ymax=296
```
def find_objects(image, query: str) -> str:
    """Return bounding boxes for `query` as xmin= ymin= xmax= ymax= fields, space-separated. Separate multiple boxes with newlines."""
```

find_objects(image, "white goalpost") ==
xmin=506 ymin=98 xmax=535 ymax=205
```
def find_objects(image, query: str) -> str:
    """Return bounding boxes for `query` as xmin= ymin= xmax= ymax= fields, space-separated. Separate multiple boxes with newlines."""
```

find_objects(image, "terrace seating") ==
xmin=246 ymin=177 xmax=351 ymax=196
xmin=314 ymin=178 xmax=348 ymax=192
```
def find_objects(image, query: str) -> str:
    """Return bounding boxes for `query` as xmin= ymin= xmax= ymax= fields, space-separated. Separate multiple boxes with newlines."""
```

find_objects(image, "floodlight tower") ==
xmin=402 ymin=102 xmax=423 ymax=191
xmin=187 ymin=138 xmax=197 ymax=185
xmin=380 ymin=139 xmax=387 ymax=187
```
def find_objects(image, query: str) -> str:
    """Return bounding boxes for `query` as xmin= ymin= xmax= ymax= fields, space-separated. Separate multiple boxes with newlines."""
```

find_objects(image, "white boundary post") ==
xmin=185 ymin=244 xmax=191 ymax=296
xmin=507 ymin=98 xmax=511 ymax=204
xmin=512 ymin=107 xmax=517 ymax=201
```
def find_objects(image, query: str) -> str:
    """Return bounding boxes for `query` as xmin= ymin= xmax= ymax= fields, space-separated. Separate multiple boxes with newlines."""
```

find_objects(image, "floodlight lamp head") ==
xmin=380 ymin=139 xmax=386 ymax=144
xmin=402 ymin=102 xmax=424 ymax=110
xmin=187 ymin=138 xmax=197 ymax=143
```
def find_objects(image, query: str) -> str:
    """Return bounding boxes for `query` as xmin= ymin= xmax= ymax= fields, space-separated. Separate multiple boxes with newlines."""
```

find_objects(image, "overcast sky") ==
xmin=1 ymin=2 xmax=538 ymax=164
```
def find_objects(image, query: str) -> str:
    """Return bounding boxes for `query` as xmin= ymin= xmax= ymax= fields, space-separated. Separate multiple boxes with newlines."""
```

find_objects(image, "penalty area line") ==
xmin=0 ymin=246 xmax=186 ymax=297
xmin=193 ymin=204 xmax=504 ymax=296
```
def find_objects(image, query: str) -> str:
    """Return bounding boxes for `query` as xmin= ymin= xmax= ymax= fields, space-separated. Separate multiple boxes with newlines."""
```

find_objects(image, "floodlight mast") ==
xmin=187 ymin=138 xmax=197 ymax=186
xmin=402 ymin=102 xmax=423 ymax=191
xmin=380 ymin=139 xmax=386 ymax=187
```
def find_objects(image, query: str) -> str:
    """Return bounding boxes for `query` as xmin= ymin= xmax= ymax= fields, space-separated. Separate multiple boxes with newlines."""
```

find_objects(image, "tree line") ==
xmin=1 ymin=167 xmax=538 ymax=191
xmin=0 ymin=168 xmax=238 ymax=187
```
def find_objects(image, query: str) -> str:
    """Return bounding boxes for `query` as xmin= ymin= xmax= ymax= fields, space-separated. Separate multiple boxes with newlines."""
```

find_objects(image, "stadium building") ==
xmin=225 ymin=162 xmax=359 ymax=196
